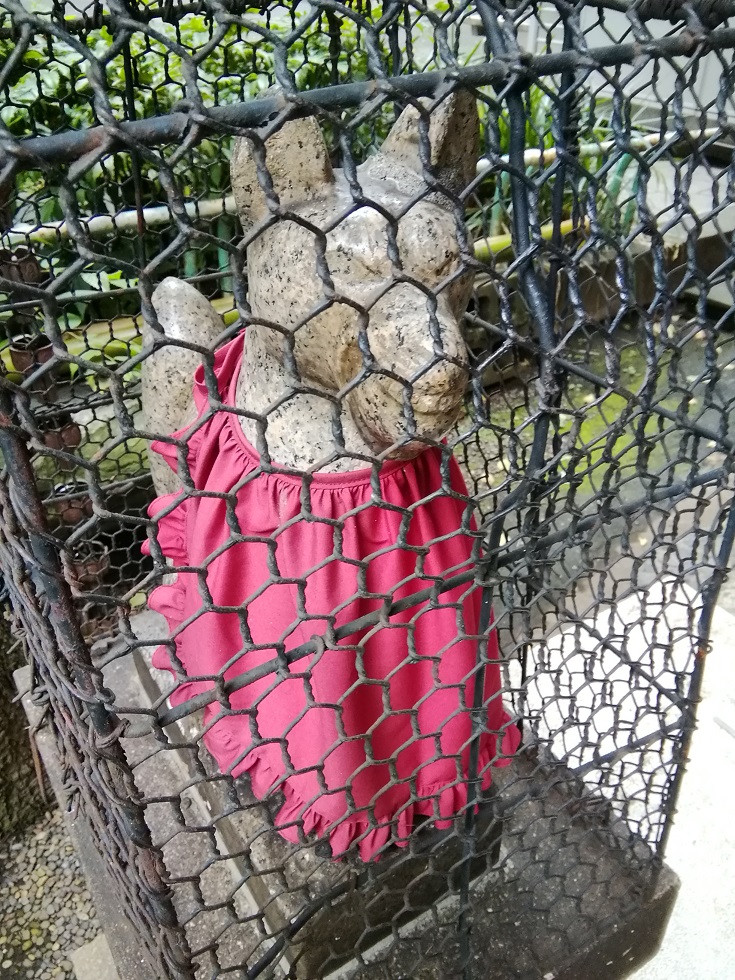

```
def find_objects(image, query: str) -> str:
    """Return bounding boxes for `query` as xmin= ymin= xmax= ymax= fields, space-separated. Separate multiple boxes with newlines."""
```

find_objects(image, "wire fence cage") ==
xmin=1 ymin=0 xmax=734 ymax=977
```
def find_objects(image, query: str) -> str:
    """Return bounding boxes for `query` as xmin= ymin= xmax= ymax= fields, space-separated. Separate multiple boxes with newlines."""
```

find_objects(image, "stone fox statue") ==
xmin=141 ymin=90 xmax=519 ymax=862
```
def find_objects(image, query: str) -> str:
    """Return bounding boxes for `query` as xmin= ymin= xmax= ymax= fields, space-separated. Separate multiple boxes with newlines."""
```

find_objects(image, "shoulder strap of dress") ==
xmin=191 ymin=332 xmax=246 ymax=414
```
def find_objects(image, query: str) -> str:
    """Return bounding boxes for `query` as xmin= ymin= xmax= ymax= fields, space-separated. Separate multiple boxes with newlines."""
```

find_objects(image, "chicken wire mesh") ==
xmin=0 ymin=0 xmax=734 ymax=978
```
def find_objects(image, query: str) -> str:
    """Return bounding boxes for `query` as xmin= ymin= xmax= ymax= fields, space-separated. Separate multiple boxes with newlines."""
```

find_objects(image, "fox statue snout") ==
xmin=143 ymin=90 xmax=480 ymax=483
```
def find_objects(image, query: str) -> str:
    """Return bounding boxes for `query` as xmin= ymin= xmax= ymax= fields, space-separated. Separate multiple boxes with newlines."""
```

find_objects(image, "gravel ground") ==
xmin=0 ymin=807 xmax=100 ymax=980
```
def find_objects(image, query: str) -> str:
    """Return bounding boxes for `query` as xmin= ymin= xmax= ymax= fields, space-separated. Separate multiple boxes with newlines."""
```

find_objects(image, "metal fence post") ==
xmin=0 ymin=385 xmax=196 ymax=980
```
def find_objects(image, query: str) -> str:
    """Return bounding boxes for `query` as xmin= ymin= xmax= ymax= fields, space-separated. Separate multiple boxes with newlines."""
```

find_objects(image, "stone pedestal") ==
xmin=72 ymin=610 xmax=681 ymax=980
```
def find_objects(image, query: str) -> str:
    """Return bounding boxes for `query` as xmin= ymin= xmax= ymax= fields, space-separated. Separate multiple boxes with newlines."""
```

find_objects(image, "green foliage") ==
xmin=467 ymin=82 xmax=649 ymax=247
xmin=32 ymin=427 xmax=150 ymax=489
xmin=0 ymin=4 xmax=650 ymax=330
xmin=0 ymin=5 xmax=398 ymax=329
xmin=1 ymin=6 xmax=390 ymax=210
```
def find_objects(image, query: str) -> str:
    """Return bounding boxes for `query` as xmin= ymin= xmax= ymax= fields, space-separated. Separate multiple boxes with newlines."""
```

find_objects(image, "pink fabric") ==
xmin=143 ymin=334 xmax=519 ymax=861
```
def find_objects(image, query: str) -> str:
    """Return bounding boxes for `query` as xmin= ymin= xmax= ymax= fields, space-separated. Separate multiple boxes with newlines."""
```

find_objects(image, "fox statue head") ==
xmin=142 ymin=90 xmax=479 ymax=488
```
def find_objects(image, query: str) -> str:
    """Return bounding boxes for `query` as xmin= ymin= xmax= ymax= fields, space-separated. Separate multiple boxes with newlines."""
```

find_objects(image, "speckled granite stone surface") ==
xmin=141 ymin=278 xmax=224 ymax=494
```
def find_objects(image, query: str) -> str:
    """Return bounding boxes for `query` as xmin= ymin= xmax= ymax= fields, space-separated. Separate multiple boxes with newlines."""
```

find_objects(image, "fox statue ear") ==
xmin=231 ymin=115 xmax=334 ymax=231
xmin=362 ymin=89 xmax=479 ymax=201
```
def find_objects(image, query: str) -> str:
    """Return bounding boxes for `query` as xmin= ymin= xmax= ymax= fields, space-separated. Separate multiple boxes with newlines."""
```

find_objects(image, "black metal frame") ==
xmin=0 ymin=1 xmax=734 ymax=978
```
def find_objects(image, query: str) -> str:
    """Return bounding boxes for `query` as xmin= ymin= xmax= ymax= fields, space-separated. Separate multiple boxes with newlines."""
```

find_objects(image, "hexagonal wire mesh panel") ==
xmin=0 ymin=0 xmax=734 ymax=977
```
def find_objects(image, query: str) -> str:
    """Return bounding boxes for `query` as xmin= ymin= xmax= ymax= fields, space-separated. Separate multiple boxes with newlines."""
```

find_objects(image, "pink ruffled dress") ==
xmin=143 ymin=334 xmax=519 ymax=861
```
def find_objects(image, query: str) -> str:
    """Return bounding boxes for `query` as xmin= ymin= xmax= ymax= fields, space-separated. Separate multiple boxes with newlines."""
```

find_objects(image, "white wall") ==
xmin=450 ymin=3 xmax=731 ymax=127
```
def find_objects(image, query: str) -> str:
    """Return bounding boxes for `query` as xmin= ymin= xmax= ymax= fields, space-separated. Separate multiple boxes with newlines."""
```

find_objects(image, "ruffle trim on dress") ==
xmin=142 ymin=491 xmax=190 ymax=564
xmin=203 ymin=717 xmax=521 ymax=863
xmin=142 ymin=491 xmax=195 ymax=694
xmin=148 ymin=567 xmax=522 ymax=864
